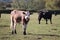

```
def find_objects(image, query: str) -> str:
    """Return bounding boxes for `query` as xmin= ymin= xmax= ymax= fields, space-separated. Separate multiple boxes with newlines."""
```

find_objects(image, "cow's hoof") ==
xmin=15 ymin=30 xmax=17 ymax=34
xmin=51 ymin=23 xmax=52 ymax=24
xmin=23 ymin=32 xmax=26 ymax=35
xmin=46 ymin=23 xmax=48 ymax=24
xmin=12 ymin=31 xmax=14 ymax=34
xmin=39 ymin=23 xmax=40 ymax=24
xmin=15 ymin=31 xmax=17 ymax=34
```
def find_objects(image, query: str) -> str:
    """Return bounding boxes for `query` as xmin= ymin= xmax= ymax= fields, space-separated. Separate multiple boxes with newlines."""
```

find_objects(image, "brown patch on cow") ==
xmin=16 ymin=17 xmax=21 ymax=23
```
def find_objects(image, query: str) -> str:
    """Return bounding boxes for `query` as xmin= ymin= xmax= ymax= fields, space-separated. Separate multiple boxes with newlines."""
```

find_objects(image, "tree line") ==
xmin=0 ymin=0 xmax=60 ymax=10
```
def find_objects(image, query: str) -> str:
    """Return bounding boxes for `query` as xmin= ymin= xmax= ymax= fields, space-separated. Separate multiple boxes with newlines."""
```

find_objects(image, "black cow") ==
xmin=38 ymin=10 xmax=52 ymax=24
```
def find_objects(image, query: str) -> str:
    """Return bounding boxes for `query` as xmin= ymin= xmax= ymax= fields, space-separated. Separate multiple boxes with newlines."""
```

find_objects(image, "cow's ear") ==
xmin=23 ymin=12 xmax=25 ymax=14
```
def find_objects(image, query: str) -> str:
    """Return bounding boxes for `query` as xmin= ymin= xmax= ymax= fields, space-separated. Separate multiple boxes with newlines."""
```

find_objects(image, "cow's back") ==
xmin=10 ymin=10 xmax=25 ymax=23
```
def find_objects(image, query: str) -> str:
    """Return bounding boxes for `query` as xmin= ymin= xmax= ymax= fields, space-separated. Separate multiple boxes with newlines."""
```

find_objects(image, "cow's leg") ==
xmin=50 ymin=18 xmax=52 ymax=24
xmin=10 ymin=21 xmax=14 ymax=34
xmin=46 ymin=19 xmax=48 ymax=24
xmin=22 ymin=23 xmax=27 ymax=35
xmin=0 ymin=13 xmax=1 ymax=18
xmin=14 ymin=19 xmax=17 ymax=34
xmin=38 ymin=17 xmax=42 ymax=24
xmin=10 ymin=17 xmax=14 ymax=34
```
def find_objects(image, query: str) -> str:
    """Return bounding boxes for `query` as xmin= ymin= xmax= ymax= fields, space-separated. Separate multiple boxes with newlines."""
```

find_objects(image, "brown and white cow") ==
xmin=10 ymin=10 xmax=30 ymax=35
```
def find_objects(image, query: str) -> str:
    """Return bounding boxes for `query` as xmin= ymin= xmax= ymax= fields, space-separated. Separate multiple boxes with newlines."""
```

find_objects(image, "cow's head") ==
xmin=23 ymin=11 xmax=30 ymax=21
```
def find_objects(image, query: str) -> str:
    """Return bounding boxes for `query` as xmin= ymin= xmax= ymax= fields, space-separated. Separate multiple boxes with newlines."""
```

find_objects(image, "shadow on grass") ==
xmin=0 ymin=25 xmax=9 ymax=27
xmin=28 ymin=33 xmax=60 ymax=37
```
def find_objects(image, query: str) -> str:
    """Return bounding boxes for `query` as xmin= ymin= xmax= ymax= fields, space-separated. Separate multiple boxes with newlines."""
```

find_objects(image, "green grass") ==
xmin=0 ymin=13 xmax=60 ymax=40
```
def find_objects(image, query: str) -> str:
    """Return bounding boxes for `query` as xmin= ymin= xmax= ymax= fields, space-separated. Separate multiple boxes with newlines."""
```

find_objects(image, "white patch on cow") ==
xmin=24 ymin=11 xmax=30 ymax=20
xmin=43 ymin=13 xmax=45 ymax=15
xmin=25 ymin=16 xmax=28 ymax=19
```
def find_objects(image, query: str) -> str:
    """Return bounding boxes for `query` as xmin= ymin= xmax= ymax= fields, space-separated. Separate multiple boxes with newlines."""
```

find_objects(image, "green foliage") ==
xmin=0 ymin=0 xmax=60 ymax=10
xmin=55 ymin=0 xmax=60 ymax=8
xmin=12 ymin=0 xmax=45 ymax=10
xmin=0 ymin=2 xmax=6 ymax=10
xmin=12 ymin=0 xmax=60 ymax=10
xmin=45 ymin=0 xmax=60 ymax=10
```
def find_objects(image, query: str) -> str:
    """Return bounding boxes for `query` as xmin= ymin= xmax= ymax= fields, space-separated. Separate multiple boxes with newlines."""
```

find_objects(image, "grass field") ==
xmin=0 ymin=13 xmax=60 ymax=40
